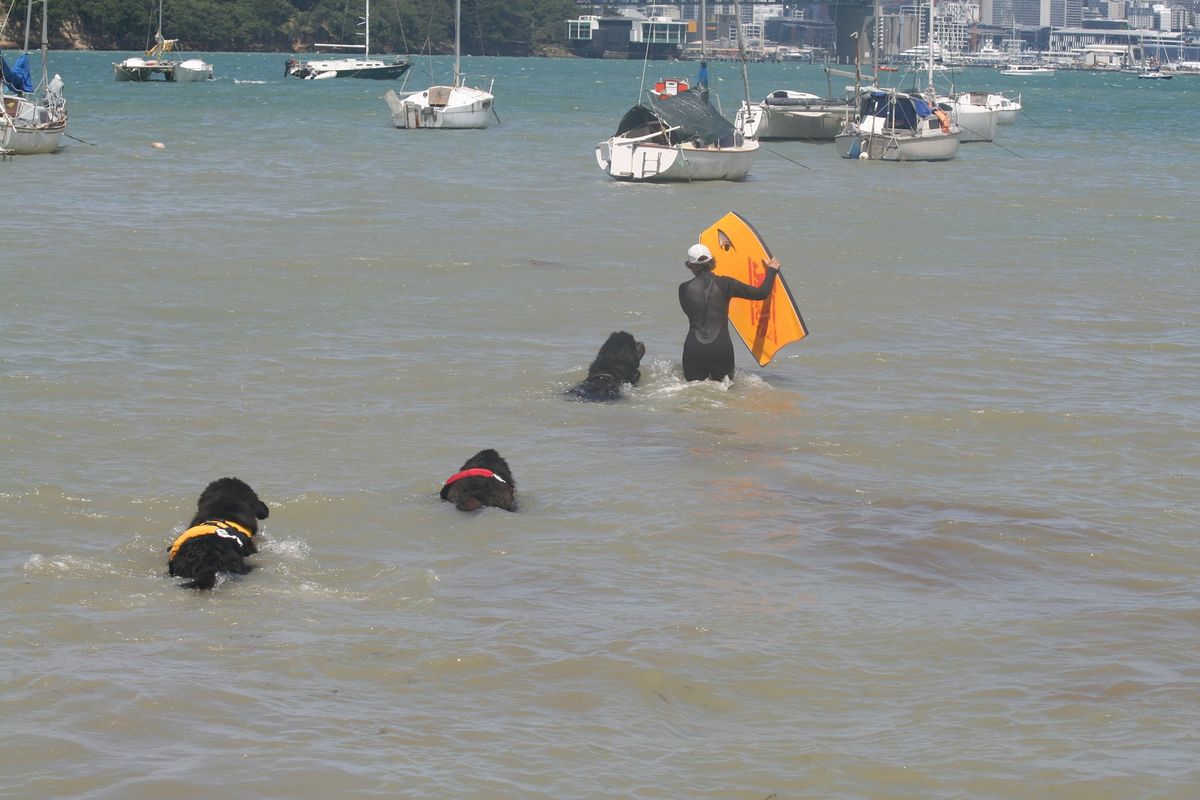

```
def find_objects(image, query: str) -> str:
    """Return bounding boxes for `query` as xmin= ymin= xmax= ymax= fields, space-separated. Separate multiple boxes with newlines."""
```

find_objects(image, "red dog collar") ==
xmin=443 ymin=468 xmax=507 ymax=487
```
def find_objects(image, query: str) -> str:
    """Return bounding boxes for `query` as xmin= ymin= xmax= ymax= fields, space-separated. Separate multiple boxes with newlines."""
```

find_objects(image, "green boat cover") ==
xmin=614 ymin=89 xmax=736 ymax=146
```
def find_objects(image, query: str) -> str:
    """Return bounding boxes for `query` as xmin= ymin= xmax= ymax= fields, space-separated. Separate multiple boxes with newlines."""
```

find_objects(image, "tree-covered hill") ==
xmin=2 ymin=0 xmax=583 ymax=56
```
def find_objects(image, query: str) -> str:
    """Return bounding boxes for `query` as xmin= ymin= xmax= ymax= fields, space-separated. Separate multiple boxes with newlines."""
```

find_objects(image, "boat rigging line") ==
xmin=985 ymin=137 xmax=1024 ymax=158
xmin=65 ymin=133 xmax=99 ymax=147
xmin=762 ymin=146 xmax=811 ymax=169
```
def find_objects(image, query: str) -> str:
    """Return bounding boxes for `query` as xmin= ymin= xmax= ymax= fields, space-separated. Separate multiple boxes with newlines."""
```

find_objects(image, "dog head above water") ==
xmin=440 ymin=449 xmax=516 ymax=512
xmin=567 ymin=330 xmax=646 ymax=402
xmin=192 ymin=476 xmax=270 ymax=531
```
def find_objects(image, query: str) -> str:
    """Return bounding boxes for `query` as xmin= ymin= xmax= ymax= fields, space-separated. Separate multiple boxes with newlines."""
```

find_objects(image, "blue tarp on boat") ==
xmin=858 ymin=90 xmax=934 ymax=131
xmin=2 ymin=53 xmax=34 ymax=94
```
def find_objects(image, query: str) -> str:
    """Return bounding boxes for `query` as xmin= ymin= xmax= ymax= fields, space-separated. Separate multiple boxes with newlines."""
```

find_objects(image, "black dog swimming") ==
xmin=168 ymin=477 xmax=269 ymax=589
xmin=566 ymin=331 xmax=646 ymax=402
xmin=440 ymin=449 xmax=516 ymax=512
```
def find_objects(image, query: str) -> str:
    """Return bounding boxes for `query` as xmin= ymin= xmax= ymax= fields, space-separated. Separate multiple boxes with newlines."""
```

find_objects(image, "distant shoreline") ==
xmin=0 ymin=38 xmax=575 ymax=58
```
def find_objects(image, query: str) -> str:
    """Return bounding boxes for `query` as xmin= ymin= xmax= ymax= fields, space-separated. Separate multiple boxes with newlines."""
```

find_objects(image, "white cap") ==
xmin=686 ymin=243 xmax=713 ymax=266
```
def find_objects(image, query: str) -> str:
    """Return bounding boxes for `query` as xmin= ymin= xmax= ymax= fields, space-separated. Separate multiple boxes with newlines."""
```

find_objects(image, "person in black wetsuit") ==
xmin=678 ymin=243 xmax=780 ymax=382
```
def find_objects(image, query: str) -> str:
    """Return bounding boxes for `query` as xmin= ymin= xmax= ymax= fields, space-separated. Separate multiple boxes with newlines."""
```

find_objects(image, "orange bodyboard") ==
xmin=699 ymin=212 xmax=808 ymax=366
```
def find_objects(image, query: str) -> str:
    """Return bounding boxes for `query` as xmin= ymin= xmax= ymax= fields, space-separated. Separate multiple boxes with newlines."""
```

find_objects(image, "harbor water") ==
xmin=2 ymin=52 xmax=1198 ymax=798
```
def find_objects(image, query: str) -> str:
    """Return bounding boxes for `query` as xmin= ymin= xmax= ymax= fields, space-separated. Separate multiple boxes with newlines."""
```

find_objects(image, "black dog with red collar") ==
xmin=440 ymin=449 xmax=516 ymax=512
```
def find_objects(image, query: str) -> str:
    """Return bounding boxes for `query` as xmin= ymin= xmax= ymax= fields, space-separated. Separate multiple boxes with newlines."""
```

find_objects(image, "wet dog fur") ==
xmin=566 ymin=331 xmax=646 ymax=402
xmin=168 ymin=477 xmax=269 ymax=589
xmin=440 ymin=449 xmax=516 ymax=512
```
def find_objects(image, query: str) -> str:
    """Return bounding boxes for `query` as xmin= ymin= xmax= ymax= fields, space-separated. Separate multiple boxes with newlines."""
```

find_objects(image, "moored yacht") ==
xmin=836 ymin=89 xmax=960 ymax=161
xmin=2 ymin=0 xmax=67 ymax=155
xmin=988 ymin=92 xmax=1022 ymax=124
xmin=596 ymin=87 xmax=758 ymax=181
xmin=285 ymin=0 xmax=409 ymax=80
xmin=113 ymin=0 xmax=212 ymax=82
xmin=938 ymin=91 xmax=999 ymax=142
xmin=1000 ymin=63 xmax=1054 ymax=75
xmin=736 ymin=89 xmax=854 ymax=141
xmin=383 ymin=0 xmax=494 ymax=128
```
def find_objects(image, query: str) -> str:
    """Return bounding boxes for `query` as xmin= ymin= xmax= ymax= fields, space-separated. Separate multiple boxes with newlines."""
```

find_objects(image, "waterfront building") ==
xmin=762 ymin=17 xmax=836 ymax=57
xmin=1049 ymin=23 xmax=1193 ymax=60
xmin=566 ymin=11 xmax=688 ymax=59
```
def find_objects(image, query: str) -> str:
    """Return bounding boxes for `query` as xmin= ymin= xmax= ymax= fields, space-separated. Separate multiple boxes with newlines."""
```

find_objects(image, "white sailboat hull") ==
xmin=987 ymin=93 xmax=1021 ymax=125
xmin=112 ymin=58 xmax=140 ymax=81
xmin=737 ymin=93 xmax=853 ymax=141
xmin=835 ymin=125 xmax=960 ymax=161
xmin=1 ymin=119 xmax=65 ymax=154
xmin=945 ymin=93 xmax=999 ymax=142
xmin=595 ymin=137 xmax=759 ymax=182
xmin=175 ymin=58 xmax=213 ymax=81
xmin=1 ymin=92 xmax=66 ymax=155
xmin=113 ymin=57 xmax=178 ymax=81
xmin=957 ymin=110 xmax=997 ymax=142
xmin=114 ymin=58 xmax=211 ymax=82
xmin=384 ymin=85 xmax=493 ymax=129
xmin=755 ymin=106 xmax=848 ymax=141
xmin=287 ymin=56 xmax=410 ymax=80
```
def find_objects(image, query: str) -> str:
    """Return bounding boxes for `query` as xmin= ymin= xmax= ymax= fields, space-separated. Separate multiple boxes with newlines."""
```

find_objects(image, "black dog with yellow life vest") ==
xmin=168 ymin=477 xmax=269 ymax=589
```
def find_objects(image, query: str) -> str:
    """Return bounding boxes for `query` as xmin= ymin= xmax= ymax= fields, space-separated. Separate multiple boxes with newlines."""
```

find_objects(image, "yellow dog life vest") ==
xmin=168 ymin=519 xmax=254 ymax=561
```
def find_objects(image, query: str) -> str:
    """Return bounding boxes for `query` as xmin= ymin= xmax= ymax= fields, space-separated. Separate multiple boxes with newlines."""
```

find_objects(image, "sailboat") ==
xmin=1 ymin=0 xmax=67 ymax=156
xmin=834 ymin=0 xmax=959 ymax=161
xmin=594 ymin=0 xmax=758 ymax=182
xmin=736 ymin=88 xmax=855 ymax=142
xmin=113 ymin=0 xmax=212 ymax=82
xmin=382 ymin=0 xmax=494 ymax=129
xmin=937 ymin=91 xmax=999 ymax=142
xmin=286 ymin=0 xmax=410 ymax=80
xmin=987 ymin=92 xmax=1022 ymax=124
xmin=1137 ymin=42 xmax=1172 ymax=79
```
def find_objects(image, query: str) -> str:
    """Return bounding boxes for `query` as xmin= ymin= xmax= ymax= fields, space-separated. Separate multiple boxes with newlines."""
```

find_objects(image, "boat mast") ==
xmin=40 ymin=0 xmax=48 ymax=89
xmin=453 ymin=0 xmax=461 ymax=87
xmin=22 ymin=0 xmax=32 ymax=51
xmin=733 ymin=0 xmax=752 ymax=121
xmin=364 ymin=0 xmax=370 ymax=60
xmin=21 ymin=0 xmax=52 ymax=90
xmin=698 ymin=0 xmax=708 ymax=99
xmin=871 ymin=0 xmax=879 ymax=84
xmin=851 ymin=31 xmax=861 ymax=100
xmin=926 ymin=0 xmax=934 ymax=96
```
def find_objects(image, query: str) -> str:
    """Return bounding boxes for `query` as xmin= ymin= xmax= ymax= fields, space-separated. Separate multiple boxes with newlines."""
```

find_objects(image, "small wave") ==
xmin=233 ymin=78 xmax=267 ymax=85
xmin=637 ymin=358 xmax=776 ymax=404
xmin=262 ymin=538 xmax=312 ymax=560
xmin=640 ymin=358 xmax=724 ymax=398
xmin=24 ymin=552 xmax=115 ymax=578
